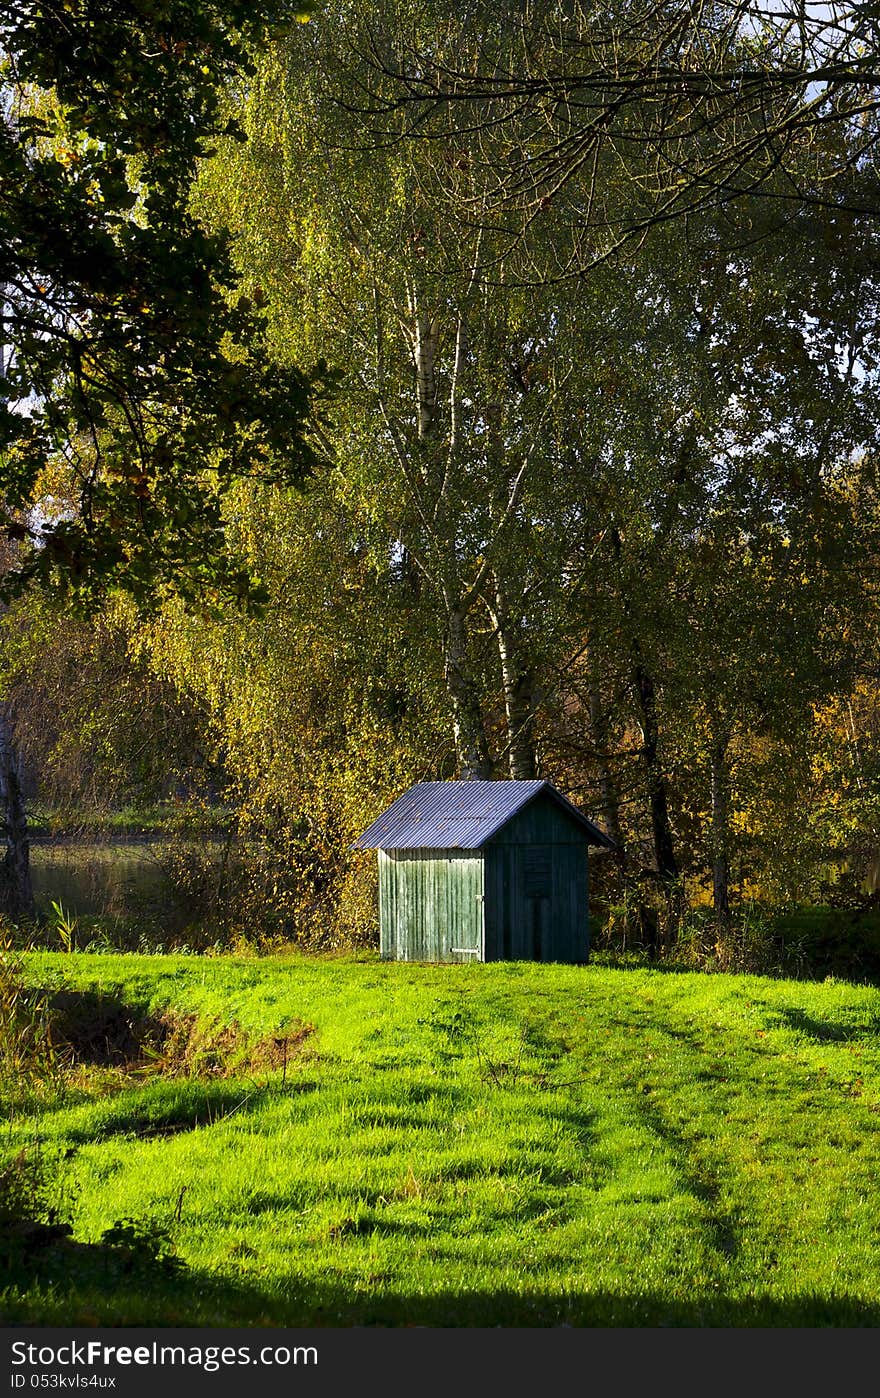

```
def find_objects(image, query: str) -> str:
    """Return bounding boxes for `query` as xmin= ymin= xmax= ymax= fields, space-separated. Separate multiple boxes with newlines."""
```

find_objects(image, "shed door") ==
xmin=524 ymin=846 xmax=552 ymax=961
xmin=447 ymin=854 xmax=484 ymax=962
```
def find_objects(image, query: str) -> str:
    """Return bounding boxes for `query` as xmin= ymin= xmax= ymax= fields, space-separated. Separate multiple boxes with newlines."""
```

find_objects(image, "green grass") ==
xmin=4 ymin=952 xmax=880 ymax=1326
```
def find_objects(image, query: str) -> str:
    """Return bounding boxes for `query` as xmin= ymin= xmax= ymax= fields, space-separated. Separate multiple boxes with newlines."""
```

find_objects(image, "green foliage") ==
xmin=5 ymin=0 xmax=880 ymax=955
xmin=0 ymin=1144 xmax=182 ymax=1290
xmin=180 ymin=7 xmax=880 ymax=931
xmin=47 ymin=901 xmax=77 ymax=954
xmin=0 ymin=939 xmax=66 ymax=1110
xmin=97 ymin=1216 xmax=183 ymax=1276
xmin=139 ymin=473 xmax=448 ymax=946
xmin=1 ymin=596 xmax=218 ymax=818
xmin=0 ymin=1145 xmax=74 ymax=1267
xmin=0 ymin=0 xmax=318 ymax=607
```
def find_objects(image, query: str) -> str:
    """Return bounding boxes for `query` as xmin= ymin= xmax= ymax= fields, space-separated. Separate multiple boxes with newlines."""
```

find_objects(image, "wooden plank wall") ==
xmin=379 ymin=849 xmax=484 ymax=961
xmin=484 ymin=794 xmax=589 ymax=962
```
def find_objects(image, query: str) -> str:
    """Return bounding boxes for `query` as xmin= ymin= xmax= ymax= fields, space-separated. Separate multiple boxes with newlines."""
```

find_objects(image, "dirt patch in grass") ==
xmin=45 ymin=990 xmax=314 ymax=1079
xmin=156 ymin=1013 xmax=314 ymax=1078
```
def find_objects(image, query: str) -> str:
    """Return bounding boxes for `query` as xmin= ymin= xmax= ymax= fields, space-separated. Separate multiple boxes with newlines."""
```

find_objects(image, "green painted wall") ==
xmin=379 ymin=848 xmax=484 ymax=962
xmin=487 ymin=794 xmax=589 ymax=847
xmin=484 ymin=792 xmax=590 ymax=961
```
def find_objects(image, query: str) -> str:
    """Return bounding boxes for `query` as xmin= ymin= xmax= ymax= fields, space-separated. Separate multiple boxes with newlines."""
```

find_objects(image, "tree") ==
xmin=349 ymin=0 xmax=880 ymax=271
xmin=142 ymin=468 xmax=448 ymax=945
xmin=523 ymin=186 xmax=880 ymax=940
xmin=198 ymin=22 xmax=600 ymax=780
xmin=1 ymin=593 xmax=217 ymax=819
xmin=0 ymin=0 xmax=317 ymax=608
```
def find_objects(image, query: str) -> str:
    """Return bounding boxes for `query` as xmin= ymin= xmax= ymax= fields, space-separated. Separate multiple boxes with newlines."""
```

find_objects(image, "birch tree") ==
xmin=546 ymin=194 xmax=880 ymax=931
xmin=349 ymin=0 xmax=880 ymax=271
xmin=199 ymin=26 xmax=587 ymax=779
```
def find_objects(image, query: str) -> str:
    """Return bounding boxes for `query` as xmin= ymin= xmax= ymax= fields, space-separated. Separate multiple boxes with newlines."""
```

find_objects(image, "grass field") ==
xmin=3 ymin=952 xmax=880 ymax=1327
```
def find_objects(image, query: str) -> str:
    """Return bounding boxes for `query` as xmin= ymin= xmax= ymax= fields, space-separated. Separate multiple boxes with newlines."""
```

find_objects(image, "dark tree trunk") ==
xmin=606 ymin=527 xmax=676 ymax=883
xmin=0 ymin=310 xmax=33 ymax=921
xmin=445 ymin=606 xmax=493 ymax=779
xmin=0 ymin=704 xmax=34 ymax=921
xmin=588 ymin=683 xmax=624 ymax=854
xmin=710 ymin=737 xmax=731 ymax=936
xmin=398 ymin=546 xmax=422 ymax=600
xmin=638 ymin=901 xmax=661 ymax=959
xmin=632 ymin=664 xmax=678 ymax=882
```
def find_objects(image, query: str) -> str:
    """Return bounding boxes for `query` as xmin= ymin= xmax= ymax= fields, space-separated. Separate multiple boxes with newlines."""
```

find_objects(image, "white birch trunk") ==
xmin=489 ymin=579 xmax=536 ymax=781
xmin=445 ymin=603 xmax=492 ymax=779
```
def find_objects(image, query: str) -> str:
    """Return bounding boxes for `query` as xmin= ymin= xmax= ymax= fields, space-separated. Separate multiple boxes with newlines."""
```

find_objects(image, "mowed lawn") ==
xmin=4 ymin=952 xmax=880 ymax=1326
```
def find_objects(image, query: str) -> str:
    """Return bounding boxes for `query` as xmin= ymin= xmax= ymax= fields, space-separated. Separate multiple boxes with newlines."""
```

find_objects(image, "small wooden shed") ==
xmin=353 ymin=780 xmax=615 ymax=964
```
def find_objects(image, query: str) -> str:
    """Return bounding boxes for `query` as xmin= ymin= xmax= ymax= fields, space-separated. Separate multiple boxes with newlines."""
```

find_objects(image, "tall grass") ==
xmin=0 ymin=936 xmax=67 ymax=1113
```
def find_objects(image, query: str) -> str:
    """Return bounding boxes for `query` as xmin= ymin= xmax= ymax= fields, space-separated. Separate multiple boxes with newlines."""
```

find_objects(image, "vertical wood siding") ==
xmin=379 ymin=848 xmax=484 ymax=961
xmin=487 ymin=793 xmax=588 ymax=846
xmin=484 ymin=793 xmax=589 ymax=962
xmin=482 ymin=843 xmax=588 ymax=961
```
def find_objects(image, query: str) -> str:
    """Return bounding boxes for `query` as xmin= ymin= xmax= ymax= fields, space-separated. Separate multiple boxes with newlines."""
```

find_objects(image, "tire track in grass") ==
xmin=591 ymin=985 xmax=880 ymax=1291
xmin=626 ymin=1089 xmax=741 ymax=1261
xmin=540 ymin=993 xmax=822 ymax=1272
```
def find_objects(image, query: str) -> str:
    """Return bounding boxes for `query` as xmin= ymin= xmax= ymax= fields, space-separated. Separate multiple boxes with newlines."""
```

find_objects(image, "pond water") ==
xmin=27 ymin=838 xmax=242 ymax=939
xmin=29 ymin=839 xmax=213 ymax=928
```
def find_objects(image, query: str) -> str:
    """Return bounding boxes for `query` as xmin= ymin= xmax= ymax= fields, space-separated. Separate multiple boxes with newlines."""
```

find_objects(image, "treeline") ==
xmin=4 ymin=1 xmax=880 ymax=962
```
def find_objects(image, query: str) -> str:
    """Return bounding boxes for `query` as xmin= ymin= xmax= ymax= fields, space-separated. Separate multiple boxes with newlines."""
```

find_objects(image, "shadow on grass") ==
xmin=588 ymin=947 xmax=880 ymax=988
xmin=47 ymin=989 xmax=160 ymax=1066
xmin=775 ymin=1008 xmax=875 ymax=1043
xmin=3 ymin=1235 xmax=880 ymax=1327
xmin=60 ymin=1080 xmax=286 ymax=1145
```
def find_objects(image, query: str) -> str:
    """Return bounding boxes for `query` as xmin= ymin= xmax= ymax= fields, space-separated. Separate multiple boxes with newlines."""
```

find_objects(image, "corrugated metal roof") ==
xmin=353 ymin=780 xmax=616 ymax=850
